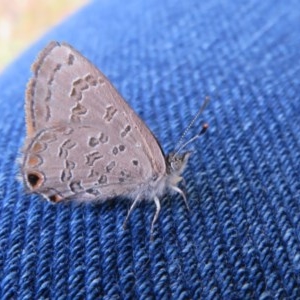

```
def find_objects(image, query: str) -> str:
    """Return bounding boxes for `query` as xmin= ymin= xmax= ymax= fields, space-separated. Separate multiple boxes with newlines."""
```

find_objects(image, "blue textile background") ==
xmin=0 ymin=0 xmax=300 ymax=299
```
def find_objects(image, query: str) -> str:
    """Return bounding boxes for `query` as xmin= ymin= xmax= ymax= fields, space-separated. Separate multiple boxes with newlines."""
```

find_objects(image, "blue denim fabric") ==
xmin=0 ymin=0 xmax=300 ymax=299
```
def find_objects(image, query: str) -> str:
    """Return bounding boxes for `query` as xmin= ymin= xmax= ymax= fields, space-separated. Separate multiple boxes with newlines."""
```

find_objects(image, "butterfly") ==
xmin=21 ymin=41 xmax=208 ymax=234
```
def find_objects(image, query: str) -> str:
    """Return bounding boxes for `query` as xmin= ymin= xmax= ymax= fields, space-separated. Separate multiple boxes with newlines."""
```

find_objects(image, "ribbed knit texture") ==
xmin=1 ymin=0 xmax=300 ymax=299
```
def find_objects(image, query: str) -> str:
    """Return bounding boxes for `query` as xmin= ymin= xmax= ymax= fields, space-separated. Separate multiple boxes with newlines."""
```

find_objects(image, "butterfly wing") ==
xmin=23 ymin=42 xmax=166 ymax=201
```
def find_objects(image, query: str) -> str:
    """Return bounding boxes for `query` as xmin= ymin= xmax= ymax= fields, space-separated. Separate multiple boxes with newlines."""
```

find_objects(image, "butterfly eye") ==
xmin=27 ymin=172 xmax=44 ymax=189
xmin=171 ymin=160 xmax=180 ymax=171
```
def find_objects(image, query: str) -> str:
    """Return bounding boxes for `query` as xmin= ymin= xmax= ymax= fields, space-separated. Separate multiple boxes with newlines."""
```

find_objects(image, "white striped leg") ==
xmin=150 ymin=196 xmax=161 ymax=237
xmin=171 ymin=186 xmax=190 ymax=211
xmin=123 ymin=194 xmax=141 ymax=229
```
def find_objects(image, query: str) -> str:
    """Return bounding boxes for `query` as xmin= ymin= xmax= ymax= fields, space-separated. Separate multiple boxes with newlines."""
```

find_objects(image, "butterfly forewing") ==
xmin=23 ymin=41 xmax=166 ymax=201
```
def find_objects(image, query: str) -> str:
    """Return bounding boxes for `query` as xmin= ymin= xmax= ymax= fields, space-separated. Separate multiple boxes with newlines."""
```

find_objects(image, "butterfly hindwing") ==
xmin=22 ymin=124 xmax=156 ymax=201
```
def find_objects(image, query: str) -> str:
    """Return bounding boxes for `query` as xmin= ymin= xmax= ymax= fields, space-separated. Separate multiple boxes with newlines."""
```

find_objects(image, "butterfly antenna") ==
xmin=174 ymin=123 xmax=208 ymax=157
xmin=174 ymin=97 xmax=209 ymax=155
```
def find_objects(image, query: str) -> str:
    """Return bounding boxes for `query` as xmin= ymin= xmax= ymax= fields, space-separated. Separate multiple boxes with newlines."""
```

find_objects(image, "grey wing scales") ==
xmin=24 ymin=42 xmax=166 ymax=197
xmin=22 ymin=124 xmax=154 ymax=201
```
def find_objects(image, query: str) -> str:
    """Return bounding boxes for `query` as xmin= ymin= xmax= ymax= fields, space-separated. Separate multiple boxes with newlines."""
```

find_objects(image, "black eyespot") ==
xmin=48 ymin=194 xmax=61 ymax=203
xmin=27 ymin=172 xmax=44 ymax=189
xmin=28 ymin=174 xmax=39 ymax=186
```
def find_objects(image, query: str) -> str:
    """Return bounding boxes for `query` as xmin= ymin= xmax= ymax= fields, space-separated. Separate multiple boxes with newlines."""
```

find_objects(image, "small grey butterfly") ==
xmin=21 ymin=41 xmax=208 ymax=233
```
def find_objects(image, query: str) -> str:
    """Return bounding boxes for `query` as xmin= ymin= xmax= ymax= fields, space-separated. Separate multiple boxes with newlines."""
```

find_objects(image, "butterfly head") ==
xmin=166 ymin=121 xmax=208 ymax=184
xmin=166 ymin=152 xmax=191 ymax=176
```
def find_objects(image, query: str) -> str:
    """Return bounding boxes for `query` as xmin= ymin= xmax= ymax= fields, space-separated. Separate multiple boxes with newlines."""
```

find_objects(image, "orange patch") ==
xmin=28 ymin=155 xmax=41 ymax=167
xmin=32 ymin=142 xmax=45 ymax=153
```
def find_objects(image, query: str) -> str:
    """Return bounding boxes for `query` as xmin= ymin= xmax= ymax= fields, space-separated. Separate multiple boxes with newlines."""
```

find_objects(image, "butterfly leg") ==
xmin=171 ymin=186 xmax=190 ymax=211
xmin=150 ymin=196 xmax=161 ymax=237
xmin=123 ymin=194 xmax=141 ymax=229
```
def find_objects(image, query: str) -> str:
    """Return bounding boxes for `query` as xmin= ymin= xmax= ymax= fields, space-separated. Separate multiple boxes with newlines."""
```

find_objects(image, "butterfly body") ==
xmin=21 ymin=41 xmax=191 ymax=232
